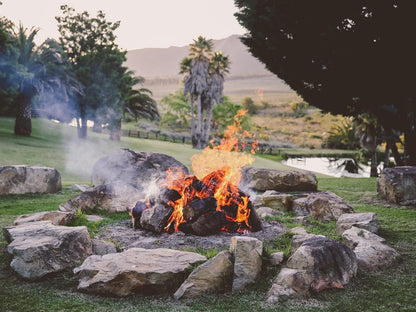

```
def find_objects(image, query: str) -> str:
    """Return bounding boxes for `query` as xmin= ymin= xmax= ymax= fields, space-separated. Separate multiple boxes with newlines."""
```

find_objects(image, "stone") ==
xmin=140 ymin=203 xmax=173 ymax=233
xmin=291 ymin=233 xmax=326 ymax=252
xmin=59 ymin=182 xmax=144 ymax=213
xmin=289 ymin=227 xmax=308 ymax=236
xmin=293 ymin=191 xmax=354 ymax=222
xmin=230 ymin=236 xmax=263 ymax=291
xmin=0 ymin=165 xmax=61 ymax=195
xmin=174 ymin=250 xmax=234 ymax=299
xmin=261 ymin=191 xmax=295 ymax=211
xmin=91 ymin=239 xmax=117 ymax=255
xmin=266 ymin=236 xmax=357 ymax=303
xmin=242 ymin=167 xmax=317 ymax=192
xmin=91 ymin=148 xmax=189 ymax=190
xmin=342 ymin=226 xmax=400 ymax=271
xmin=73 ymin=248 xmax=207 ymax=297
xmin=256 ymin=207 xmax=282 ymax=219
xmin=377 ymin=166 xmax=416 ymax=205
xmin=336 ymin=212 xmax=380 ymax=234
xmin=13 ymin=210 xmax=74 ymax=226
xmin=3 ymin=221 xmax=92 ymax=280
xmin=269 ymin=251 xmax=285 ymax=266
xmin=85 ymin=215 xmax=106 ymax=222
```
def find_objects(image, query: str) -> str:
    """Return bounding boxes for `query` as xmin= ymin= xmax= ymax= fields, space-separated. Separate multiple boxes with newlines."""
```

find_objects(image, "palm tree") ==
xmin=181 ymin=37 xmax=230 ymax=148
xmin=202 ymin=51 xmax=230 ymax=145
xmin=354 ymin=113 xmax=382 ymax=177
xmin=12 ymin=24 xmax=81 ymax=136
xmin=181 ymin=36 xmax=213 ymax=148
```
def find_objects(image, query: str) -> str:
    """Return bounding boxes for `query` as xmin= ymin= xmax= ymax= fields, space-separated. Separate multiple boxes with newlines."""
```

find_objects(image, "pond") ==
xmin=283 ymin=157 xmax=379 ymax=178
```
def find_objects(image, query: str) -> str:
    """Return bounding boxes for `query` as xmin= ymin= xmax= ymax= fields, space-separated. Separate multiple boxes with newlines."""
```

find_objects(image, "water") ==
xmin=283 ymin=157 xmax=376 ymax=178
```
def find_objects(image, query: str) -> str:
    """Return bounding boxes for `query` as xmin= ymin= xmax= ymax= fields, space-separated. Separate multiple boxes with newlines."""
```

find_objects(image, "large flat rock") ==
xmin=377 ymin=166 xmax=416 ymax=205
xmin=3 ymin=221 xmax=92 ymax=280
xmin=0 ymin=165 xmax=61 ymax=194
xmin=242 ymin=167 xmax=317 ymax=192
xmin=74 ymin=248 xmax=207 ymax=297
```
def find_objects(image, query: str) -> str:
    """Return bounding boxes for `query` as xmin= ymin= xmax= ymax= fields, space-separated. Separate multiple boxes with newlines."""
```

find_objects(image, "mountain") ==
xmin=126 ymin=34 xmax=271 ymax=78
xmin=125 ymin=35 xmax=292 ymax=101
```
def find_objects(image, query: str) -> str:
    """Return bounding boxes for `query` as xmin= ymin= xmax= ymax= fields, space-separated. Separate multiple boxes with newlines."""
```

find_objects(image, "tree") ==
xmin=56 ymin=5 xmax=125 ymax=139
xmin=160 ymin=89 xmax=191 ymax=129
xmin=354 ymin=113 xmax=382 ymax=177
xmin=11 ymin=24 xmax=81 ymax=136
xmin=181 ymin=37 xmax=230 ymax=148
xmin=234 ymin=1 xmax=416 ymax=165
xmin=0 ymin=15 xmax=18 ymax=116
xmin=242 ymin=96 xmax=257 ymax=115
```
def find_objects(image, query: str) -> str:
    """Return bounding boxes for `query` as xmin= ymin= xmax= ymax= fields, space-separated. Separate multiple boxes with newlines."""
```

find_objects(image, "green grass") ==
xmin=1 ymin=118 xmax=416 ymax=311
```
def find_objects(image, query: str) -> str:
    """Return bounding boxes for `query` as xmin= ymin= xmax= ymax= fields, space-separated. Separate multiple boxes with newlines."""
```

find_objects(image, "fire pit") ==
xmin=129 ymin=110 xmax=263 ymax=236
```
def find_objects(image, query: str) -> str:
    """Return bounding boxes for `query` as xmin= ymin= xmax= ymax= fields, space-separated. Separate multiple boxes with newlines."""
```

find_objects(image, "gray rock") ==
xmin=293 ymin=191 xmax=354 ymax=222
xmin=4 ymin=221 xmax=92 ymax=280
xmin=377 ymin=166 xmax=416 ymax=205
xmin=92 ymin=239 xmax=117 ymax=255
xmin=261 ymin=191 xmax=296 ymax=211
xmin=174 ymin=250 xmax=234 ymax=299
xmin=0 ymin=165 xmax=61 ymax=195
xmin=269 ymin=251 xmax=285 ymax=266
xmin=140 ymin=203 xmax=173 ymax=233
xmin=73 ymin=248 xmax=207 ymax=297
xmin=230 ymin=236 xmax=263 ymax=291
xmin=256 ymin=207 xmax=281 ymax=219
xmin=336 ymin=212 xmax=380 ymax=234
xmin=242 ymin=167 xmax=317 ymax=192
xmin=91 ymin=148 xmax=189 ymax=189
xmin=13 ymin=210 xmax=74 ymax=226
xmin=342 ymin=226 xmax=400 ymax=271
xmin=267 ymin=236 xmax=357 ymax=303
xmin=59 ymin=182 xmax=144 ymax=213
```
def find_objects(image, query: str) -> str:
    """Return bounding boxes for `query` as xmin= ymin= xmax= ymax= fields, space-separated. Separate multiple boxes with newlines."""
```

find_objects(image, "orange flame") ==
xmin=163 ymin=110 xmax=258 ymax=232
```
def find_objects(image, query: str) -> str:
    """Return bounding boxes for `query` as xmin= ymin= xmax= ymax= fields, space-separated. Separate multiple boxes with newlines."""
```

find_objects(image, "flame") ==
xmin=163 ymin=110 xmax=258 ymax=233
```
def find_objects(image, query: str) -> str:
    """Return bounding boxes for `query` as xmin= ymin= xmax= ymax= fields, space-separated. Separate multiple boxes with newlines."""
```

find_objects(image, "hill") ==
xmin=125 ymin=35 xmax=292 ymax=101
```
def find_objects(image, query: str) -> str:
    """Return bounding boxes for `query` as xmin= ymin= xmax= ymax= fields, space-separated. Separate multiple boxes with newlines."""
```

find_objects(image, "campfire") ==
xmin=129 ymin=110 xmax=262 ymax=236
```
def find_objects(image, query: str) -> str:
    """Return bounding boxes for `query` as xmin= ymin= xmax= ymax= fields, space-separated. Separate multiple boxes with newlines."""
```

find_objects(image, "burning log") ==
xmin=182 ymin=196 xmax=217 ymax=222
xmin=178 ymin=211 xmax=226 ymax=236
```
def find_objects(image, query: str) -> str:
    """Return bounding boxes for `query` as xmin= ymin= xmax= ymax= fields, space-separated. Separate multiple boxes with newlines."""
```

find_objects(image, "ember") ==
xmin=130 ymin=110 xmax=262 ymax=236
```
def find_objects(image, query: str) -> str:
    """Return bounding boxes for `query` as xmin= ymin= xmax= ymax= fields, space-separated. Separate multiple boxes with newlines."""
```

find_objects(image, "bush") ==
xmin=242 ymin=96 xmax=258 ymax=114
xmin=290 ymin=101 xmax=309 ymax=117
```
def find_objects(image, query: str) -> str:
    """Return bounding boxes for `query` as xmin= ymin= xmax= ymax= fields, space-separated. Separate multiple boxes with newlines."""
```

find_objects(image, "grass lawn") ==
xmin=1 ymin=118 xmax=416 ymax=311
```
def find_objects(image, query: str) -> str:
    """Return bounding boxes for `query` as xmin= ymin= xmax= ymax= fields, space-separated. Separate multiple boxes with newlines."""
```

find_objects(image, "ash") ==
xmin=95 ymin=219 xmax=287 ymax=251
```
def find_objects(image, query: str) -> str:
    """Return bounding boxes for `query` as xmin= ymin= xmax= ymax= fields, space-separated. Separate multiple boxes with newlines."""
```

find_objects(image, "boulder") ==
xmin=91 ymin=148 xmax=189 ymax=189
xmin=0 ymin=165 xmax=61 ymax=195
xmin=269 ymin=251 xmax=285 ymax=266
xmin=267 ymin=236 xmax=357 ymax=303
xmin=336 ymin=212 xmax=380 ymax=234
xmin=261 ymin=191 xmax=296 ymax=212
xmin=3 ymin=221 xmax=92 ymax=280
xmin=91 ymin=239 xmax=117 ymax=255
xmin=174 ymin=250 xmax=234 ymax=299
xmin=293 ymin=191 xmax=354 ymax=222
xmin=230 ymin=236 xmax=263 ymax=291
xmin=377 ymin=166 xmax=416 ymax=206
xmin=342 ymin=226 xmax=400 ymax=271
xmin=256 ymin=207 xmax=282 ymax=219
xmin=73 ymin=248 xmax=207 ymax=297
xmin=59 ymin=182 xmax=144 ymax=213
xmin=242 ymin=167 xmax=317 ymax=192
xmin=139 ymin=203 xmax=173 ymax=233
xmin=13 ymin=210 xmax=74 ymax=226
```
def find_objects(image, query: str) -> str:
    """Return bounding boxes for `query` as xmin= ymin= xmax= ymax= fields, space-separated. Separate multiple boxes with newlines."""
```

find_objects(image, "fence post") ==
xmin=138 ymin=131 xmax=140 ymax=138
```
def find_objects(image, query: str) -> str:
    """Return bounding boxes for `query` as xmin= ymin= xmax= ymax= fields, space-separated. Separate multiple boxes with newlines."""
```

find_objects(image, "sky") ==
xmin=0 ymin=0 xmax=246 ymax=51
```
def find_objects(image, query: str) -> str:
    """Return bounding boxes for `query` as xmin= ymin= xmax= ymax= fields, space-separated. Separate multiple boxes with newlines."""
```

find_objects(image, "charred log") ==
xmin=182 ymin=196 xmax=217 ymax=222
xmin=178 ymin=211 xmax=226 ymax=236
xmin=129 ymin=201 xmax=148 ymax=229
xmin=247 ymin=201 xmax=263 ymax=232
xmin=159 ymin=188 xmax=182 ymax=203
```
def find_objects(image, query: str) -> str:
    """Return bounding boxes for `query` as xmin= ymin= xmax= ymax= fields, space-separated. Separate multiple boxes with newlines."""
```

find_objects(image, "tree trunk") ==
xmin=390 ymin=140 xmax=403 ymax=166
xmin=194 ymin=94 xmax=204 ymax=149
xmin=190 ymin=98 xmax=197 ymax=147
xmin=404 ymin=128 xmax=416 ymax=166
xmin=109 ymin=119 xmax=122 ymax=141
xmin=370 ymin=151 xmax=378 ymax=177
xmin=77 ymin=115 xmax=87 ymax=139
xmin=384 ymin=140 xmax=391 ymax=169
xmin=14 ymin=93 xmax=32 ymax=136
xmin=203 ymin=101 xmax=214 ymax=147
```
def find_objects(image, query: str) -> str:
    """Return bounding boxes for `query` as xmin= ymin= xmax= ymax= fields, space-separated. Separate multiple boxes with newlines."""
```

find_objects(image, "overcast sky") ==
xmin=0 ymin=0 xmax=246 ymax=51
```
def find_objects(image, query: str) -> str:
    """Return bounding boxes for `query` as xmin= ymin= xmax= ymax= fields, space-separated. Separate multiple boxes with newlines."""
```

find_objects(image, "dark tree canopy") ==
xmin=235 ymin=0 xmax=416 ymax=164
